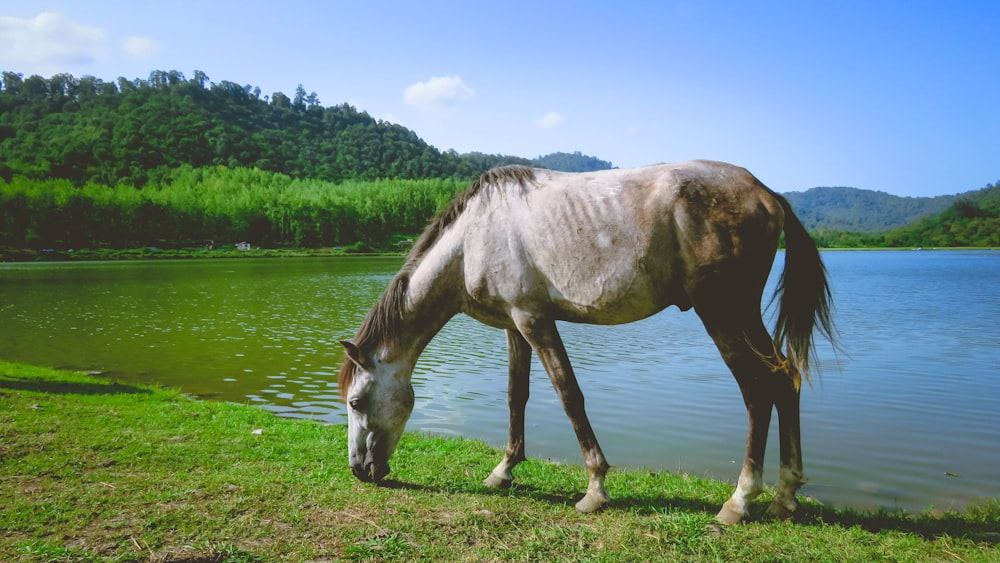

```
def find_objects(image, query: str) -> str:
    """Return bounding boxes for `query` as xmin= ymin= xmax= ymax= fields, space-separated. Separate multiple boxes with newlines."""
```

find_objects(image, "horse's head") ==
xmin=339 ymin=339 xmax=415 ymax=483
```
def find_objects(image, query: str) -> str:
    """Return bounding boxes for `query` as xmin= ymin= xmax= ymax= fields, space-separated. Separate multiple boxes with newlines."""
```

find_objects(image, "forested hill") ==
xmin=532 ymin=151 xmax=614 ymax=172
xmin=788 ymin=181 xmax=1000 ymax=248
xmin=3 ymin=69 xmax=997 ymax=250
xmin=877 ymin=182 xmax=1000 ymax=247
xmin=0 ymin=70 xmax=546 ymax=187
xmin=781 ymin=187 xmax=954 ymax=232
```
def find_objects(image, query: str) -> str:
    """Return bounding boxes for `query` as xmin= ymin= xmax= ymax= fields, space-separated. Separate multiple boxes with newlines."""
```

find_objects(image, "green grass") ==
xmin=2 ymin=361 xmax=998 ymax=561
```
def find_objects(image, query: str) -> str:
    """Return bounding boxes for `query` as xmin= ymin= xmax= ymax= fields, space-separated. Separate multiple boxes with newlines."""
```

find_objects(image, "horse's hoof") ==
xmin=483 ymin=473 xmax=513 ymax=489
xmin=767 ymin=498 xmax=799 ymax=520
xmin=706 ymin=523 xmax=727 ymax=536
xmin=715 ymin=501 xmax=746 ymax=525
xmin=574 ymin=492 xmax=610 ymax=513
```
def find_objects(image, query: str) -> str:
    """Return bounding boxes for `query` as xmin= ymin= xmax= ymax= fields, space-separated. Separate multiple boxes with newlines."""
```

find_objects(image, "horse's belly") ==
xmin=546 ymin=270 xmax=676 ymax=325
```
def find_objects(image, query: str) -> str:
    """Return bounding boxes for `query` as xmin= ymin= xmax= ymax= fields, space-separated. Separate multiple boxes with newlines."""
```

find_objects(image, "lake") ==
xmin=1 ymin=251 xmax=998 ymax=513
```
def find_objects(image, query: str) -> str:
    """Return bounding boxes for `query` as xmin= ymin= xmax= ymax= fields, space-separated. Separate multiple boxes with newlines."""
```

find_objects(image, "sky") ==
xmin=0 ymin=1 xmax=997 ymax=197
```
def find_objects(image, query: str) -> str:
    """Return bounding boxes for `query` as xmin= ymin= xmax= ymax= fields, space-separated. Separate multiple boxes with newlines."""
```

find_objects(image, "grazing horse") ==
xmin=338 ymin=160 xmax=834 ymax=524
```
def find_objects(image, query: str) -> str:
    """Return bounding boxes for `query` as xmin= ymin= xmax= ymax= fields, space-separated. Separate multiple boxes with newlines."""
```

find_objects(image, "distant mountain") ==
xmin=781 ymin=187 xmax=954 ymax=232
xmin=532 ymin=151 xmax=614 ymax=172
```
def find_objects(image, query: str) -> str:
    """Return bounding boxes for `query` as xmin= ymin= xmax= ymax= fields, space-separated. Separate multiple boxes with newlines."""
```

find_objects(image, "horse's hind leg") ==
xmin=698 ymin=305 xmax=801 ymax=524
xmin=769 ymin=357 xmax=805 ymax=519
xmin=485 ymin=329 xmax=532 ymax=488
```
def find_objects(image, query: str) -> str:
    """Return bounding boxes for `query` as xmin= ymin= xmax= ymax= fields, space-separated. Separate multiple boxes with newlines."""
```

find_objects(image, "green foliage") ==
xmin=532 ymin=150 xmax=614 ymax=172
xmin=3 ymin=69 xmax=996 ymax=251
xmin=839 ymin=182 xmax=1000 ymax=248
xmin=0 ymin=167 xmax=464 ymax=249
xmin=782 ymin=186 xmax=954 ymax=232
xmin=881 ymin=194 xmax=1000 ymax=247
xmin=787 ymin=183 xmax=1000 ymax=248
xmin=0 ymin=70 xmax=612 ymax=252
xmin=0 ymin=70 xmax=530 ymax=187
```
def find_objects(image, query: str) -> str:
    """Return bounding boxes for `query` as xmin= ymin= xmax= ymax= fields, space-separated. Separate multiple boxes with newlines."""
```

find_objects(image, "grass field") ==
xmin=1 ymin=360 xmax=997 ymax=561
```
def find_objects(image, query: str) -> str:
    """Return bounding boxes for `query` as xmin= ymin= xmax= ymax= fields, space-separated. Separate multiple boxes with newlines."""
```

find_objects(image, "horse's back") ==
xmin=460 ymin=160 xmax=785 ymax=325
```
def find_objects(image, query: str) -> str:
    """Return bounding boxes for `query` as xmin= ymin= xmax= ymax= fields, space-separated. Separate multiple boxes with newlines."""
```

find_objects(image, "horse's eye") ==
xmin=349 ymin=396 xmax=368 ymax=411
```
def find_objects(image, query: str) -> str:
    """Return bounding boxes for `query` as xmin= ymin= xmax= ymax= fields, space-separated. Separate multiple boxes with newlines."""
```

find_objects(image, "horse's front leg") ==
xmin=515 ymin=316 xmax=610 ymax=513
xmin=484 ymin=329 xmax=532 ymax=488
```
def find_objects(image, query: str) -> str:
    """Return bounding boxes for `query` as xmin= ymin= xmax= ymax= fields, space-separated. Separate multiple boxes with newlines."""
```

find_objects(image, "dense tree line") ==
xmin=2 ymin=165 xmax=996 ymax=251
xmin=0 ymin=69 xmax=623 ymax=253
xmin=532 ymin=151 xmax=613 ymax=172
xmin=781 ymin=186 xmax=954 ymax=232
xmin=0 ymin=70 xmax=531 ymax=187
xmin=811 ymin=183 xmax=1000 ymax=248
xmin=3 ymin=69 xmax=996 ymax=251
xmin=0 ymin=166 xmax=464 ymax=249
xmin=879 ymin=183 xmax=1000 ymax=247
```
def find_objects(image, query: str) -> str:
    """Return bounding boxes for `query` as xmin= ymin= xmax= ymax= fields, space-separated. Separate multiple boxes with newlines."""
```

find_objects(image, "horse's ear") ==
xmin=341 ymin=339 xmax=372 ymax=370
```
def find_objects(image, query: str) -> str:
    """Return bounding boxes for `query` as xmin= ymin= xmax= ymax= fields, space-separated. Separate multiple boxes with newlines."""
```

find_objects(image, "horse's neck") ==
xmin=394 ymin=239 xmax=464 ymax=364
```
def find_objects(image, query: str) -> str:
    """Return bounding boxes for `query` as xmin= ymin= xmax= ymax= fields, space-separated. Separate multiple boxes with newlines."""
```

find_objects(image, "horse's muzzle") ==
xmin=351 ymin=461 xmax=390 ymax=483
xmin=349 ymin=425 xmax=399 ymax=484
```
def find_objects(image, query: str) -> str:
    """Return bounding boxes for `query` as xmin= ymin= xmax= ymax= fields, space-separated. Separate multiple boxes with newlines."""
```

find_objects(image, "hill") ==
xmin=532 ymin=151 xmax=614 ymax=172
xmin=0 ymin=70 xmax=550 ymax=187
xmin=879 ymin=182 xmax=1000 ymax=247
xmin=781 ymin=187 xmax=954 ymax=232
xmin=0 ymin=69 xmax=612 ymax=187
xmin=2 ymin=69 xmax=997 ymax=249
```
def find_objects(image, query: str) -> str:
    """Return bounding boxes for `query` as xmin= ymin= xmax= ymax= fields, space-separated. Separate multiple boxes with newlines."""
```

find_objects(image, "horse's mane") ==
xmin=338 ymin=165 xmax=536 ymax=399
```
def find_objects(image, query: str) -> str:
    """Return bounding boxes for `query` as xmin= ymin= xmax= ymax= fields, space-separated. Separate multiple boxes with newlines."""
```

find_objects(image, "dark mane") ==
xmin=409 ymin=165 xmax=536 ymax=260
xmin=338 ymin=165 xmax=536 ymax=399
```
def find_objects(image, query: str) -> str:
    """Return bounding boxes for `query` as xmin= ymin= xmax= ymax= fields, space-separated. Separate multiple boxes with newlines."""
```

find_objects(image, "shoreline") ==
xmin=3 ymin=245 xmax=998 ymax=263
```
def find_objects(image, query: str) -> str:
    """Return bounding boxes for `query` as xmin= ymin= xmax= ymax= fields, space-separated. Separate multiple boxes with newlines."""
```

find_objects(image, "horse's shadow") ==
xmin=376 ymin=477 xmax=999 ymax=545
xmin=0 ymin=375 xmax=153 ymax=396
xmin=783 ymin=500 xmax=1000 ymax=545
xmin=378 ymin=478 xmax=585 ymax=509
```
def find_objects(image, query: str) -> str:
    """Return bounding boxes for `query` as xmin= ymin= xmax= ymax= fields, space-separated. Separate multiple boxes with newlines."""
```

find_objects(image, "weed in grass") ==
xmin=650 ymin=509 xmax=716 ymax=553
xmin=207 ymin=542 xmax=268 ymax=563
xmin=20 ymin=541 xmax=99 ymax=562
xmin=346 ymin=531 xmax=411 ymax=561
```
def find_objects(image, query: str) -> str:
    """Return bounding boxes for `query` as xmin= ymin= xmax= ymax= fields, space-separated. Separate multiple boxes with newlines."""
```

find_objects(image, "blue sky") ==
xmin=1 ymin=1 xmax=997 ymax=197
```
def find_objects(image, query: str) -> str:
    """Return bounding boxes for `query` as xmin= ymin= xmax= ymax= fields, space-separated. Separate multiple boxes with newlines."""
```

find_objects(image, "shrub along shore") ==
xmin=1 ymin=360 xmax=998 ymax=561
xmin=0 ymin=244 xmax=391 ymax=262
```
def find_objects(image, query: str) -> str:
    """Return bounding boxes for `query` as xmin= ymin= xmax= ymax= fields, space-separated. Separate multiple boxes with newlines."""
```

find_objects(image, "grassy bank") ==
xmin=2 ymin=361 xmax=998 ymax=562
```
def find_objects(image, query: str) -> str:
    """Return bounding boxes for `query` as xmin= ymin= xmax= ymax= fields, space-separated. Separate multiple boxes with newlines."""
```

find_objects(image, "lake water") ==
xmin=1 ymin=251 xmax=998 ymax=513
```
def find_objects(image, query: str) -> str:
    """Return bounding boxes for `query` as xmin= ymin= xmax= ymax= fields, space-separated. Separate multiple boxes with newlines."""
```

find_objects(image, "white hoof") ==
xmin=574 ymin=491 xmax=610 ymax=513
xmin=483 ymin=472 xmax=513 ymax=489
xmin=715 ymin=499 xmax=746 ymax=525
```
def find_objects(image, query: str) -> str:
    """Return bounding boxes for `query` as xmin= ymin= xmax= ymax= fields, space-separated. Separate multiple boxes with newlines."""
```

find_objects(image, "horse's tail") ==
xmin=771 ymin=193 xmax=835 ymax=381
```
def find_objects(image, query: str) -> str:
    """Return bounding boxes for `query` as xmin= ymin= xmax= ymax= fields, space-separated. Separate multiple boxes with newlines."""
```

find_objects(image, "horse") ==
xmin=338 ymin=159 xmax=834 ymax=524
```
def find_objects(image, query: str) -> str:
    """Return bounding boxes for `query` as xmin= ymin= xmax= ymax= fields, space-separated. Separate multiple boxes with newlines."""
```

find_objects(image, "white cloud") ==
xmin=122 ymin=35 xmax=161 ymax=59
xmin=404 ymin=76 xmax=474 ymax=109
xmin=535 ymin=111 xmax=566 ymax=129
xmin=0 ymin=12 xmax=106 ymax=70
